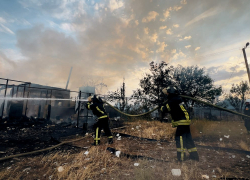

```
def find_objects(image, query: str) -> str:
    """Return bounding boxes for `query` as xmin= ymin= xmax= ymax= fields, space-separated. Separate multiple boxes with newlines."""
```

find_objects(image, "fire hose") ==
xmin=104 ymin=95 xmax=250 ymax=119
xmin=1 ymin=95 xmax=250 ymax=162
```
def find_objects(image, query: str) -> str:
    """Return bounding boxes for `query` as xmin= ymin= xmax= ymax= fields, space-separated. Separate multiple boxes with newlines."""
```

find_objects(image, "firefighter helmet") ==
xmin=162 ymin=86 xmax=179 ymax=95
xmin=246 ymin=99 xmax=250 ymax=103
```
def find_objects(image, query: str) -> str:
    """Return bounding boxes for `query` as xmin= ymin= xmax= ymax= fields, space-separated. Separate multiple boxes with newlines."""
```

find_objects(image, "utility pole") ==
xmin=243 ymin=42 xmax=250 ymax=84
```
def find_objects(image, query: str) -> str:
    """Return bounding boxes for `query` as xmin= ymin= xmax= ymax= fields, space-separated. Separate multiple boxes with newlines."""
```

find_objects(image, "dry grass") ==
xmin=239 ymin=140 xmax=250 ymax=151
xmin=1 ymin=118 xmax=250 ymax=179
xmin=119 ymin=119 xmax=176 ymax=140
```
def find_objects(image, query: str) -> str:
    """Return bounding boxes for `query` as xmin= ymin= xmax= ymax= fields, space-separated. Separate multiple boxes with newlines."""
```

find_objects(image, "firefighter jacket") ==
xmin=160 ymin=95 xmax=190 ymax=127
xmin=243 ymin=104 xmax=250 ymax=119
xmin=86 ymin=97 xmax=108 ymax=120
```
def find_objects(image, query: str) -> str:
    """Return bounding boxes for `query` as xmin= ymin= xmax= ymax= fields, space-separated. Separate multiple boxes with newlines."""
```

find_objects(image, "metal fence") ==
xmin=0 ymin=77 xmax=243 ymax=131
xmin=0 ymin=78 xmax=126 ymax=131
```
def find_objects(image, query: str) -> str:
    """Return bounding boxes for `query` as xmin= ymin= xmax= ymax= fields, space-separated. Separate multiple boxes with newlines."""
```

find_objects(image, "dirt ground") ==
xmin=1 ymin=120 xmax=250 ymax=179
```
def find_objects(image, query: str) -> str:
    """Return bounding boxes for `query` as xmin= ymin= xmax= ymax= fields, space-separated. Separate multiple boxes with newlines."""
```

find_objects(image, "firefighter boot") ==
xmin=189 ymin=151 xmax=199 ymax=161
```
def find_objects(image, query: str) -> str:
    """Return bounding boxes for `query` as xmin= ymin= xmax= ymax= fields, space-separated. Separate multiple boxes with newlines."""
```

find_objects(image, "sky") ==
xmin=0 ymin=0 xmax=250 ymax=97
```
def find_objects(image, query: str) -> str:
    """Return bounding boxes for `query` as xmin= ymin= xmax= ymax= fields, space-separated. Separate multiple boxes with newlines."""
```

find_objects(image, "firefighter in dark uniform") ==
xmin=161 ymin=86 xmax=199 ymax=161
xmin=243 ymin=99 xmax=250 ymax=134
xmin=86 ymin=95 xmax=113 ymax=145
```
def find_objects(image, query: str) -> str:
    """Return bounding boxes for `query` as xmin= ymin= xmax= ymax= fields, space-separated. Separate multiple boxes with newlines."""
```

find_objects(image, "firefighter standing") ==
xmin=161 ymin=86 xmax=199 ymax=161
xmin=85 ymin=95 xmax=113 ymax=145
xmin=243 ymin=99 xmax=250 ymax=134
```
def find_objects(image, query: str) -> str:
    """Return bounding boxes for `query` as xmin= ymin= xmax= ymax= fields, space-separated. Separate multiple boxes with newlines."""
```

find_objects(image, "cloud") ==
xmin=150 ymin=33 xmax=158 ymax=42
xmin=163 ymin=9 xmax=171 ymax=18
xmin=166 ymin=28 xmax=173 ymax=35
xmin=181 ymin=0 xmax=187 ymax=5
xmin=2 ymin=0 xmax=248 ymax=96
xmin=171 ymin=49 xmax=176 ymax=54
xmin=173 ymin=6 xmax=182 ymax=11
xmin=173 ymin=24 xmax=179 ymax=28
xmin=142 ymin=11 xmax=159 ymax=23
xmin=185 ymin=45 xmax=191 ymax=49
xmin=0 ymin=24 xmax=14 ymax=34
xmin=180 ymin=35 xmax=192 ymax=40
xmin=109 ymin=0 xmax=124 ymax=12
xmin=1 ymin=49 xmax=28 ymax=62
xmin=0 ymin=51 xmax=17 ymax=76
xmin=156 ymin=42 xmax=168 ymax=52
xmin=135 ymin=20 xmax=139 ymax=26
xmin=0 ymin=17 xmax=6 ymax=23
xmin=159 ymin=26 xmax=167 ymax=30
xmin=144 ymin=27 xmax=149 ymax=34
xmin=172 ymin=50 xmax=186 ymax=60
xmin=60 ymin=23 xmax=75 ymax=32
xmin=185 ymin=7 xmax=219 ymax=27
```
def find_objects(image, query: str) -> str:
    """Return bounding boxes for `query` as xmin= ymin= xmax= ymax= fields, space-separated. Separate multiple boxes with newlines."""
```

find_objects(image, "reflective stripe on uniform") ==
xmin=96 ymin=106 xmax=104 ymax=114
xmin=166 ymin=104 xmax=171 ymax=111
xmin=188 ymin=147 xmax=197 ymax=152
xmin=172 ymin=119 xmax=191 ymax=127
xmin=180 ymin=136 xmax=184 ymax=161
xmin=180 ymin=105 xmax=189 ymax=120
xmin=95 ymin=127 xmax=99 ymax=145
xmin=161 ymin=106 xmax=164 ymax=112
xmin=108 ymin=136 xmax=113 ymax=139
xmin=98 ymin=115 xmax=108 ymax=119
xmin=88 ymin=104 xmax=91 ymax=109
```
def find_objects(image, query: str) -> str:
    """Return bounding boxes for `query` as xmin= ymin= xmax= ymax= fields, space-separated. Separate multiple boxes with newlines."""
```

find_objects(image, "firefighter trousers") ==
xmin=244 ymin=118 xmax=250 ymax=133
xmin=175 ymin=125 xmax=199 ymax=161
xmin=93 ymin=117 xmax=113 ymax=145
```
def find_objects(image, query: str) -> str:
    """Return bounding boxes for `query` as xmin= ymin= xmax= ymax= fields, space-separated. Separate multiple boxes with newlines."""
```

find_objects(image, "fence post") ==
xmin=16 ymin=86 xmax=19 ymax=98
xmin=24 ymin=83 xmax=31 ymax=117
xmin=77 ymin=91 xmax=81 ymax=128
xmin=1 ymin=79 xmax=9 ymax=117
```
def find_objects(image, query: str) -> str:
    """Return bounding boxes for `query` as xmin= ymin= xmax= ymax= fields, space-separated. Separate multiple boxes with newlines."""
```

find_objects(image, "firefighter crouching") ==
xmin=161 ymin=86 xmax=199 ymax=161
xmin=85 ymin=95 xmax=113 ymax=145
xmin=243 ymin=99 xmax=250 ymax=134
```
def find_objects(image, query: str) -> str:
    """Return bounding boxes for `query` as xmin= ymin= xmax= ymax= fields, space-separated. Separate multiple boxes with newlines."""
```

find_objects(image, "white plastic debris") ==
xmin=134 ymin=163 xmax=139 ymax=166
xmin=131 ymin=128 xmax=134 ymax=130
xmin=84 ymin=151 xmax=89 ymax=155
xmin=232 ymin=155 xmax=235 ymax=158
xmin=157 ymin=143 xmax=161 ymax=146
xmin=212 ymin=169 xmax=215 ymax=173
xmin=200 ymin=132 xmax=202 ymax=134
xmin=115 ymin=151 xmax=121 ymax=157
xmin=58 ymin=166 xmax=64 ymax=172
xmin=7 ymin=167 xmax=11 ymax=170
xmin=116 ymin=133 xmax=120 ymax=137
xmin=246 ymin=155 xmax=250 ymax=158
xmin=224 ymin=135 xmax=230 ymax=138
xmin=117 ymin=136 xmax=121 ymax=140
xmin=220 ymin=138 xmax=223 ymax=141
xmin=171 ymin=169 xmax=181 ymax=176
xmin=212 ymin=175 xmax=217 ymax=178
xmin=202 ymin=175 xmax=209 ymax=179
xmin=85 ymin=133 xmax=88 ymax=135
xmin=136 ymin=126 xmax=140 ymax=129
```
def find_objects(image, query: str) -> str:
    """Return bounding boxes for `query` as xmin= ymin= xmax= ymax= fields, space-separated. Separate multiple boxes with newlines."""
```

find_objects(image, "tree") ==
xmin=131 ymin=62 xmax=223 ymax=120
xmin=226 ymin=81 xmax=250 ymax=112
xmin=172 ymin=65 xmax=222 ymax=107
xmin=107 ymin=80 xmax=126 ymax=111
xmin=131 ymin=61 xmax=174 ymax=118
